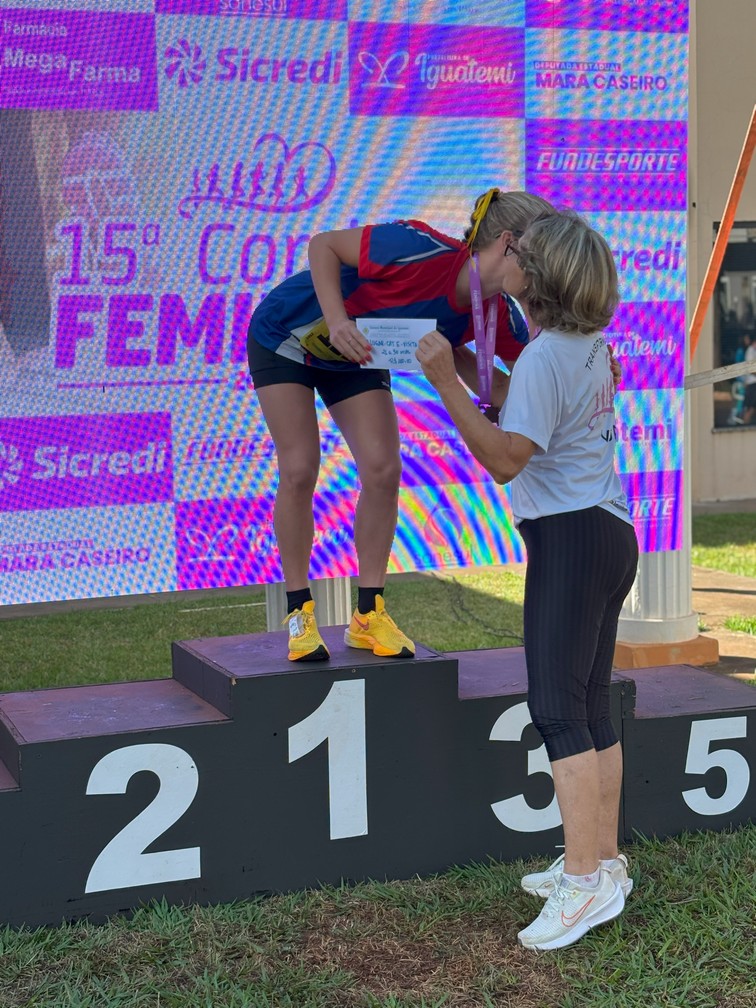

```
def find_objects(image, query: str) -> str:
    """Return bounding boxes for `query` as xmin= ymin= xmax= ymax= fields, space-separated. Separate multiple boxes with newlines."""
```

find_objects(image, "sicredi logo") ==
xmin=163 ymin=39 xmax=342 ymax=87
xmin=0 ymin=413 xmax=173 ymax=513
xmin=164 ymin=39 xmax=206 ymax=86
xmin=613 ymin=240 xmax=683 ymax=272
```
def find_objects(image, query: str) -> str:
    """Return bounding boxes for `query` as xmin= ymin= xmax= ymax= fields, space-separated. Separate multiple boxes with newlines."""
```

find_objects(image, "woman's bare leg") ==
xmin=551 ymin=749 xmax=601 ymax=876
xmin=328 ymin=388 xmax=401 ymax=587
xmin=596 ymin=741 xmax=623 ymax=860
xmin=256 ymin=383 xmax=321 ymax=591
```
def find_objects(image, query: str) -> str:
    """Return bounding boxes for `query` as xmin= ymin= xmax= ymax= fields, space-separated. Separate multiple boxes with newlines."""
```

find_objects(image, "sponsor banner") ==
xmin=156 ymin=0 xmax=345 ymax=17
xmin=6 ymin=1 xmax=155 ymax=11
xmin=612 ymin=388 xmax=682 ymax=476
xmin=0 ymin=3 xmax=688 ymax=604
xmin=158 ymin=16 xmax=346 ymax=92
xmin=0 ymin=9 xmax=158 ymax=110
xmin=349 ymin=22 xmax=524 ymax=118
xmin=584 ymin=211 xmax=686 ymax=304
xmin=605 ymin=301 xmax=685 ymax=391
xmin=172 ymin=391 xmax=355 ymax=504
xmin=525 ymin=0 xmax=688 ymax=34
xmin=0 ymin=412 xmax=173 ymax=512
xmin=526 ymin=119 xmax=687 ymax=211
xmin=391 ymin=480 xmax=525 ymax=573
xmin=620 ymin=468 xmax=682 ymax=552
xmin=174 ymin=492 xmax=358 ymax=589
xmin=395 ymin=401 xmax=491 ymax=488
xmin=172 ymin=396 xmax=278 ymax=502
xmin=407 ymin=1 xmax=525 ymax=28
xmin=44 ymin=65 xmax=522 ymax=385
xmin=0 ymin=503 xmax=177 ymax=606
xmin=525 ymin=29 xmax=687 ymax=121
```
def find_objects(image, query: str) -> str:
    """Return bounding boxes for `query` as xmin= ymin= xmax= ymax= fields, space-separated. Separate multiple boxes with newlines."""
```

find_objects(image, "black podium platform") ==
xmin=0 ymin=627 xmax=752 ymax=927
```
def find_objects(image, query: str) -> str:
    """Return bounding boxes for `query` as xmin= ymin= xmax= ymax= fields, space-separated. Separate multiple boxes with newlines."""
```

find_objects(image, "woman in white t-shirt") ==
xmin=416 ymin=211 xmax=638 ymax=953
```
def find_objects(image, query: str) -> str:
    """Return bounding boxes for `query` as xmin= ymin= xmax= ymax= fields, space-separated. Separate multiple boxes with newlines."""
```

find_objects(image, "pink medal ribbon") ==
xmin=469 ymin=253 xmax=497 ymax=412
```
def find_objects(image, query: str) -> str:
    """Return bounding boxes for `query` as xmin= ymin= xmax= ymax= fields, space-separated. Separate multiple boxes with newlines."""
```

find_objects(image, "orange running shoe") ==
xmin=284 ymin=600 xmax=330 ymax=662
xmin=344 ymin=596 xmax=414 ymax=658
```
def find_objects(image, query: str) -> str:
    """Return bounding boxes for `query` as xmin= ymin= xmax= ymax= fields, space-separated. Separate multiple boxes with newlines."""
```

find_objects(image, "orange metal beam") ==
xmin=689 ymin=104 xmax=756 ymax=359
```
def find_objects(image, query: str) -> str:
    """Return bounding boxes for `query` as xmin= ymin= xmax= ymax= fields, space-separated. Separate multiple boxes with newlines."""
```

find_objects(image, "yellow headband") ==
xmin=467 ymin=187 xmax=500 ymax=250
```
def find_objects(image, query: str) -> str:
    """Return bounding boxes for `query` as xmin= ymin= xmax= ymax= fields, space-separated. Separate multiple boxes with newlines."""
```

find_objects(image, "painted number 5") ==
xmin=682 ymin=716 xmax=750 ymax=816
xmin=85 ymin=743 xmax=201 ymax=893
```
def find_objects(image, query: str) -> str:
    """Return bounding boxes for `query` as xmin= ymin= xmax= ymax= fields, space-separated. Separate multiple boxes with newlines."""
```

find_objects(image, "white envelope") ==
xmin=355 ymin=317 xmax=437 ymax=371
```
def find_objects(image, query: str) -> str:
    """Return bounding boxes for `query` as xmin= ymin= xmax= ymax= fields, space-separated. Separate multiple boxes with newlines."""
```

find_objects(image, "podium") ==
xmin=0 ymin=626 xmax=752 ymax=927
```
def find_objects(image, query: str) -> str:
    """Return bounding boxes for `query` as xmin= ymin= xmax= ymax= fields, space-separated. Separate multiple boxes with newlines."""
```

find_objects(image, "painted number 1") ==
xmin=288 ymin=680 xmax=368 ymax=840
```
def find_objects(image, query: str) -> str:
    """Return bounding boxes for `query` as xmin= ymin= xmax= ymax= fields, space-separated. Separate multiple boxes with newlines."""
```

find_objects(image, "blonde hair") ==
xmin=464 ymin=190 xmax=555 ymax=251
xmin=518 ymin=211 xmax=619 ymax=334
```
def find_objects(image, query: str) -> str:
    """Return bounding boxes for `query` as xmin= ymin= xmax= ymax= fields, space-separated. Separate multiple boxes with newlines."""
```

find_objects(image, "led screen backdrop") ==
xmin=0 ymin=0 xmax=688 ymax=605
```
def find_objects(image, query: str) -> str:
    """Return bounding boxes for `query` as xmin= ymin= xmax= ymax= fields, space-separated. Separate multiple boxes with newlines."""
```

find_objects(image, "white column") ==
xmin=617 ymin=6 xmax=700 ymax=650
xmin=616 ymin=492 xmax=699 ymax=645
xmin=265 ymin=577 xmax=352 ymax=632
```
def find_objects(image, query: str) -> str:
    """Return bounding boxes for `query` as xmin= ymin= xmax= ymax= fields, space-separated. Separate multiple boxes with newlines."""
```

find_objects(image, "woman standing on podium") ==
xmin=247 ymin=189 xmax=554 ymax=663
xmin=416 ymin=211 xmax=639 ymax=952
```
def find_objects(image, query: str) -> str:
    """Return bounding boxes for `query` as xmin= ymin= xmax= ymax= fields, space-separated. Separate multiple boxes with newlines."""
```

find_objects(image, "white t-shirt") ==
xmin=499 ymin=328 xmax=632 ymax=526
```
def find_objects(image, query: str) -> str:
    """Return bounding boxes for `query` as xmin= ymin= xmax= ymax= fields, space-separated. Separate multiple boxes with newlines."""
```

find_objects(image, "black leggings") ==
xmin=518 ymin=507 xmax=639 ymax=762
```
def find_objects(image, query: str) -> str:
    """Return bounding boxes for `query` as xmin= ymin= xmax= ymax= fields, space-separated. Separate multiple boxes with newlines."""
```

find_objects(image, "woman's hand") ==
xmin=416 ymin=331 xmax=459 ymax=390
xmin=327 ymin=318 xmax=373 ymax=364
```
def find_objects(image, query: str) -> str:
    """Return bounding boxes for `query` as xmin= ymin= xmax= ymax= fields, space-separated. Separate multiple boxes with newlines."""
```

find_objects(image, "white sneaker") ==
xmin=521 ymin=852 xmax=634 ymax=898
xmin=518 ymin=870 xmax=625 ymax=951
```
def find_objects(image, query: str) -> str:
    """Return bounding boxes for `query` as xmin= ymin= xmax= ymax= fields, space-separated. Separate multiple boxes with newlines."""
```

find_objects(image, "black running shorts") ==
xmin=248 ymin=337 xmax=391 ymax=409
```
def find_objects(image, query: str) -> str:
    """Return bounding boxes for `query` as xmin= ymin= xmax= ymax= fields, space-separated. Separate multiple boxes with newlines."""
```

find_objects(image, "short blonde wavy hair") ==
xmin=518 ymin=211 xmax=619 ymax=334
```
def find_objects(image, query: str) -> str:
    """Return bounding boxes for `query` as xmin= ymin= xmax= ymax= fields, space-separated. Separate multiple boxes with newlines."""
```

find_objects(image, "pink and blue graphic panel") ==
xmin=0 ymin=413 xmax=173 ymax=512
xmin=621 ymin=469 xmax=683 ymax=552
xmin=605 ymin=302 xmax=685 ymax=391
xmin=348 ymin=22 xmax=524 ymax=118
xmin=525 ymin=0 xmax=688 ymax=34
xmin=155 ymin=0 xmax=346 ymax=18
xmin=526 ymin=120 xmax=687 ymax=212
xmin=525 ymin=30 xmax=687 ymax=121
xmin=0 ymin=0 xmax=689 ymax=605
xmin=1 ymin=9 xmax=158 ymax=110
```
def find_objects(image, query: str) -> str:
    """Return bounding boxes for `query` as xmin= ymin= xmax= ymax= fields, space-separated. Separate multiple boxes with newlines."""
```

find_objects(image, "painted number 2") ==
xmin=85 ymin=743 xmax=201 ymax=893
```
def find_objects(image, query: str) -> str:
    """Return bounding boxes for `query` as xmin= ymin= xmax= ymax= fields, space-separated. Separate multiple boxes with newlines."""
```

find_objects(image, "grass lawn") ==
xmin=692 ymin=513 xmax=756 ymax=579
xmin=0 ymin=522 xmax=754 ymax=1006
xmin=0 ymin=824 xmax=753 ymax=1008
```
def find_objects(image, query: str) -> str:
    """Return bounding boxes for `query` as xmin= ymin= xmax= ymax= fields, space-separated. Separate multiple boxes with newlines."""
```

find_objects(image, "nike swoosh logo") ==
xmin=561 ymin=895 xmax=595 ymax=926
xmin=354 ymin=616 xmax=370 ymax=631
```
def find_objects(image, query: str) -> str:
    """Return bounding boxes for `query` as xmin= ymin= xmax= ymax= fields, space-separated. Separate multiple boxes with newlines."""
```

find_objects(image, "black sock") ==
xmin=358 ymin=587 xmax=383 ymax=615
xmin=286 ymin=588 xmax=312 ymax=614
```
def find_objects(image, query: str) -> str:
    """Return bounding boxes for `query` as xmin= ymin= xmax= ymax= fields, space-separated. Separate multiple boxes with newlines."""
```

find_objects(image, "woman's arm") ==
xmin=308 ymin=228 xmax=371 ymax=363
xmin=452 ymin=345 xmax=512 ymax=408
xmin=418 ymin=332 xmax=536 ymax=484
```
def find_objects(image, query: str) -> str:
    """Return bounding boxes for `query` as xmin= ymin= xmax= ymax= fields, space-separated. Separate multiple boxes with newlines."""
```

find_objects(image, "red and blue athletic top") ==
xmin=247 ymin=219 xmax=529 ymax=370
